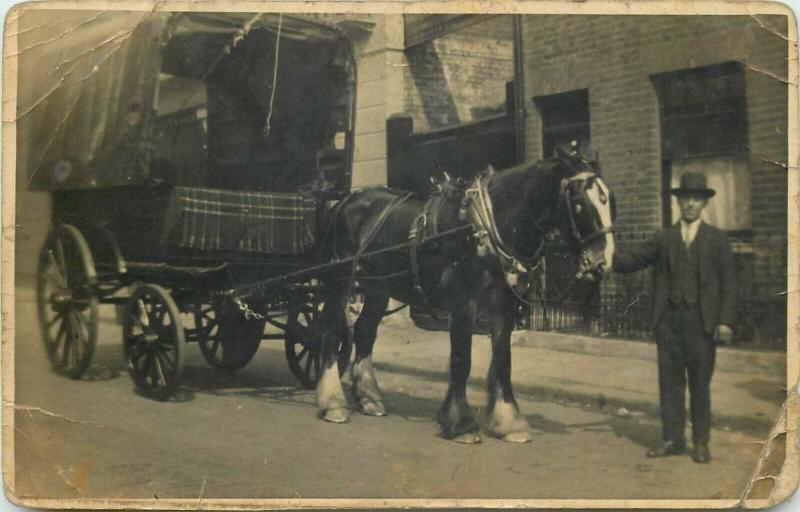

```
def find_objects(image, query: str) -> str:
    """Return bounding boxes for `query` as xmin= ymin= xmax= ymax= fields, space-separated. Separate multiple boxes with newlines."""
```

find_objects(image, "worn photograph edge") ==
xmin=1 ymin=0 xmax=798 ymax=508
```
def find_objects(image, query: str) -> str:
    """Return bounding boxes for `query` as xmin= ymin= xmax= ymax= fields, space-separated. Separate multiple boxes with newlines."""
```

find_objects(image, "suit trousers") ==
xmin=655 ymin=302 xmax=717 ymax=445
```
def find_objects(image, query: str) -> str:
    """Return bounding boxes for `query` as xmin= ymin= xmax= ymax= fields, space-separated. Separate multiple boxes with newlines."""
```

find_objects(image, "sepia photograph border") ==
xmin=1 ymin=0 xmax=798 ymax=509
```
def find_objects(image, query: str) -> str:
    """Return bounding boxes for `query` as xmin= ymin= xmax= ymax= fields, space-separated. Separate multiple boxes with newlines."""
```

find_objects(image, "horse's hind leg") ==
xmin=351 ymin=291 xmax=390 ymax=416
xmin=486 ymin=286 xmax=531 ymax=443
xmin=316 ymin=287 xmax=351 ymax=423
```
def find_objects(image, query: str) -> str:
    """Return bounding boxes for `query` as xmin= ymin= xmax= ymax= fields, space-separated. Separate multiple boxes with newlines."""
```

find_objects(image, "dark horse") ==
xmin=315 ymin=150 xmax=615 ymax=443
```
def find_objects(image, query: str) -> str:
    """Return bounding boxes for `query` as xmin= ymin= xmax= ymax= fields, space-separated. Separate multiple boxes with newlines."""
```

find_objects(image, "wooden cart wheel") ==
xmin=123 ymin=284 xmax=186 ymax=400
xmin=194 ymin=305 xmax=263 ymax=373
xmin=36 ymin=224 xmax=99 ymax=379
xmin=285 ymin=297 xmax=352 ymax=389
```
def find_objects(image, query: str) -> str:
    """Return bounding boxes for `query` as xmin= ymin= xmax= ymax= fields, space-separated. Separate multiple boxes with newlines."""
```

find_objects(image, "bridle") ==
xmin=461 ymin=165 xmax=613 ymax=301
xmin=560 ymin=170 xmax=615 ymax=249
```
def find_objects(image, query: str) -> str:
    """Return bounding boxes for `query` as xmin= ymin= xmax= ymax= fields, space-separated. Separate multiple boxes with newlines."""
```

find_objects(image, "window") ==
xmin=534 ymin=89 xmax=590 ymax=158
xmin=534 ymin=89 xmax=592 ymax=299
xmin=653 ymin=62 xmax=750 ymax=231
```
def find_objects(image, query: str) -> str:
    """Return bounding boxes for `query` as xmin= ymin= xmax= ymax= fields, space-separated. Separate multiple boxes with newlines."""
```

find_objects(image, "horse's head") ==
xmin=555 ymin=148 xmax=616 ymax=281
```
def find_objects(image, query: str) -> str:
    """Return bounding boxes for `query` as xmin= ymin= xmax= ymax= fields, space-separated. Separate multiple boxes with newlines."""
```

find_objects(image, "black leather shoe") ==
xmin=646 ymin=441 xmax=687 ymax=458
xmin=692 ymin=443 xmax=711 ymax=463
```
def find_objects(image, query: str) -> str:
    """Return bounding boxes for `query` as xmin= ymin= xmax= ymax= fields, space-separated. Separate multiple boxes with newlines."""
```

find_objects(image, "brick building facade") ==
xmin=520 ymin=15 xmax=789 ymax=345
xmin=404 ymin=16 xmax=513 ymax=131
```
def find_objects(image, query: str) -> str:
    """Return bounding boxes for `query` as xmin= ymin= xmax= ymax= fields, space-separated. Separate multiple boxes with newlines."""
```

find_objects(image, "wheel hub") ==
xmin=49 ymin=291 xmax=72 ymax=305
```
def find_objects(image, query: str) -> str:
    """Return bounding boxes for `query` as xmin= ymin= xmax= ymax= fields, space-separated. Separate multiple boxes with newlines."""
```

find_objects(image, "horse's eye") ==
xmin=599 ymin=191 xmax=608 ymax=204
xmin=574 ymin=204 xmax=582 ymax=214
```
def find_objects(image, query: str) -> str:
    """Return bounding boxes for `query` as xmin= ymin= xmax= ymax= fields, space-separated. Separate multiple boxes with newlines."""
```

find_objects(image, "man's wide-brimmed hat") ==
xmin=670 ymin=172 xmax=716 ymax=198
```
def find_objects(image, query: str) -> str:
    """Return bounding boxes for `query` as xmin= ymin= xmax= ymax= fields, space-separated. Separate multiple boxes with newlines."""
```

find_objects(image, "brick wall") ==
xmin=522 ymin=15 xmax=789 ymax=312
xmin=404 ymin=16 xmax=514 ymax=131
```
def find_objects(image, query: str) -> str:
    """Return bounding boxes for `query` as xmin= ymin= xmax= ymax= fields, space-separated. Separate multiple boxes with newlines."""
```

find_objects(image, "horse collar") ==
xmin=461 ymin=174 xmax=545 ymax=278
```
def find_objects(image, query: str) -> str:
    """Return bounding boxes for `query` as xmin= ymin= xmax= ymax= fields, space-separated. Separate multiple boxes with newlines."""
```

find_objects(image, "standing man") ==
xmin=613 ymin=172 xmax=736 ymax=463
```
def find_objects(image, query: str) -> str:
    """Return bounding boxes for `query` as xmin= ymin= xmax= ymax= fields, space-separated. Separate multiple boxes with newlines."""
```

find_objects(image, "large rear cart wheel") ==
xmin=123 ymin=284 xmax=186 ymax=400
xmin=194 ymin=305 xmax=263 ymax=373
xmin=285 ymin=296 xmax=352 ymax=390
xmin=36 ymin=224 xmax=99 ymax=378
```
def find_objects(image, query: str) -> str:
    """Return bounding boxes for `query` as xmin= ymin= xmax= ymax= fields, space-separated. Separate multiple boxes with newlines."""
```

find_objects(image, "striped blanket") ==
xmin=165 ymin=187 xmax=317 ymax=255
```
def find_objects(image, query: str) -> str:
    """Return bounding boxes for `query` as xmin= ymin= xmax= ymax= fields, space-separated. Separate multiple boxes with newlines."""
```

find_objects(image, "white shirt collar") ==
xmin=680 ymin=219 xmax=702 ymax=246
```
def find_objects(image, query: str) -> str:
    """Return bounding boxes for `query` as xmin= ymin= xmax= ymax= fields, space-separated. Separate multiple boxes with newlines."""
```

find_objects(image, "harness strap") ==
xmin=408 ymin=196 xmax=440 ymax=320
xmin=462 ymin=175 xmax=544 ymax=292
xmin=344 ymin=192 xmax=414 ymax=300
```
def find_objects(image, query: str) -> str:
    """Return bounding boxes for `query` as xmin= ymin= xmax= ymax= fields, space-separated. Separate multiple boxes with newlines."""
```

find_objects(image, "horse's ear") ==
xmin=485 ymin=165 xmax=496 ymax=177
xmin=582 ymin=146 xmax=601 ymax=172
xmin=554 ymin=145 xmax=571 ymax=164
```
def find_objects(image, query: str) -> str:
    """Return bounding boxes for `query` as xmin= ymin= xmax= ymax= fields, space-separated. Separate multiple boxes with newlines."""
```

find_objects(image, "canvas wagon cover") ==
xmin=17 ymin=10 xmax=353 ymax=191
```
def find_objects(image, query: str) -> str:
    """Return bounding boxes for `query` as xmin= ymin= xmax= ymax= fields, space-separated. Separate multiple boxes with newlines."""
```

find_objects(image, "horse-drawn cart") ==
xmin=24 ymin=12 xmax=360 ymax=399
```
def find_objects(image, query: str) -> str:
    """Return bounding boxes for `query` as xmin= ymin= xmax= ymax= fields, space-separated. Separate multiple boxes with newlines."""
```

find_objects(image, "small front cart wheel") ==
xmin=36 ymin=224 xmax=99 ymax=378
xmin=123 ymin=284 xmax=186 ymax=400
xmin=285 ymin=298 xmax=352 ymax=389
xmin=195 ymin=305 xmax=263 ymax=373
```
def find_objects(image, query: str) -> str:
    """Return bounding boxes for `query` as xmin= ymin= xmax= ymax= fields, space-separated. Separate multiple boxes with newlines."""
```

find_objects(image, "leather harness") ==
xmin=347 ymin=167 xmax=609 ymax=315
xmin=407 ymin=194 xmax=441 ymax=317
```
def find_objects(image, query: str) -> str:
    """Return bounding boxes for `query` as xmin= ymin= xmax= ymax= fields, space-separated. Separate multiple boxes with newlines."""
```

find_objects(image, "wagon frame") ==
xmin=27 ymin=11 xmax=364 ymax=399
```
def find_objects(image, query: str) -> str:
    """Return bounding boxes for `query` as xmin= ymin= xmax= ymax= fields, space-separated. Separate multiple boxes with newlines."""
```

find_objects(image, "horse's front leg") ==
xmin=438 ymin=287 xmax=481 ymax=444
xmin=316 ymin=287 xmax=351 ymax=423
xmin=486 ymin=285 xmax=531 ymax=443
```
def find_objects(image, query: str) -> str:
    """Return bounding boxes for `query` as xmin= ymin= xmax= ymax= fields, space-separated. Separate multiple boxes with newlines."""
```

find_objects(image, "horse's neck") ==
xmin=487 ymin=163 xmax=560 ymax=257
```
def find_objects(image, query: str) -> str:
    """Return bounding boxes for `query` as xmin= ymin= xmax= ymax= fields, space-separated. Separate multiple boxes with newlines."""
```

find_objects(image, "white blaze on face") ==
xmin=585 ymin=177 xmax=615 ymax=272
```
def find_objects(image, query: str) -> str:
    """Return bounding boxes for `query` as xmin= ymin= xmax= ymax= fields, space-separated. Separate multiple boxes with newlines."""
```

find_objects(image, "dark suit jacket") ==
xmin=613 ymin=222 xmax=736 ymax=334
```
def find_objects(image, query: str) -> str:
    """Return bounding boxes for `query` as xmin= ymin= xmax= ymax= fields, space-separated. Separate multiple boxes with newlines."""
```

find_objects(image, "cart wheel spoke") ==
xmin=46 ymin=312 xmax=63 ymax=329
xmin=210 ymin=336 xmax=222 ymax=355
xmin=292 ymin=324 xmax=317 ymax=346
xmin=73 ymin=309 xmax=91 ymax=331
xmin=155 ymin=308 xmax=167 ymax=327
xmin=61 ymin=323 xmax=73 ymax=367
xmin=54 ymin=239 xmax=68 ymax=280
xmin=141 ymin=351 xmax=154 ymax=385
xmin=153 ymin=353 xmax=169 ymax=386
xmin=53 ymin=318 xmax=68 ymax=351
xmin=303 ymin=353 xmax=313 ymax=381
xmin=157 ymin=345 xmax=177 ymax=368
xmin=69 ymin=312 xmax=87 ymax=361
xmin=312 ymin=353 xmax=321 ymax=381
xmin=43 ymin=258 xmax=67 ymax=289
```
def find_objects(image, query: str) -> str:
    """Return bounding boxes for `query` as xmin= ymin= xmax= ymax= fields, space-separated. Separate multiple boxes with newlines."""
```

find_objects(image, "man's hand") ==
xmin=714 ymin=324 xmax=734 ymax=345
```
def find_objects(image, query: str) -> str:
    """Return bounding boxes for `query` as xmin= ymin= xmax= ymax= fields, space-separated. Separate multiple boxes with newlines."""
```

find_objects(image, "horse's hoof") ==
xmin=360 ymin=400 xmax=386 ymax=416
xmin=500 ymin=431 xmax=531 ymax=444
xmin=323 ymin=407 xmax=350 ymax=423
xmin=453 ymin=433 xmax=482 ymax=444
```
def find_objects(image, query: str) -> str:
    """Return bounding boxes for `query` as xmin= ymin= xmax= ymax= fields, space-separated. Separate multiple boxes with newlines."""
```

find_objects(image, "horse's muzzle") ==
xmin=575 ymin=251 xmax=608 ymax=282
